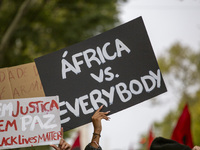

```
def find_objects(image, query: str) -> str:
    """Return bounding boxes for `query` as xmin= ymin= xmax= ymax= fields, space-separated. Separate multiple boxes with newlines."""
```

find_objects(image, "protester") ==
xmin=50 ymin=106 xmax=200 ymax=150
xmin=85 ymin=105 xmax=200 ymax=150
xmin=50 ymin=105 xmax=109 ymax=150
xmin=50 ymin=127 xmax=71 ymax=150
xmin=85 ymin=105 xmax=110 ymax=150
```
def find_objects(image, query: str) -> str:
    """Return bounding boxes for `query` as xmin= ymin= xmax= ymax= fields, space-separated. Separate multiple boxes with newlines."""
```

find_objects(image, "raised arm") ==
xmin=85 ymin=105 xmax=110 ymax=150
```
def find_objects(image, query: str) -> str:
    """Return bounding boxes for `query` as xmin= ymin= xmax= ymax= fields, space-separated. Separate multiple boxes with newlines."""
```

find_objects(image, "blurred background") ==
xmin=0 ymin=0 xmax=199 ymax=150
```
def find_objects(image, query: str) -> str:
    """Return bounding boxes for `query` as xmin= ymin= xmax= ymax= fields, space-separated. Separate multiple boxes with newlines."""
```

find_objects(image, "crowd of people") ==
xmin=50 ymin=105 xmax=200 ymax=150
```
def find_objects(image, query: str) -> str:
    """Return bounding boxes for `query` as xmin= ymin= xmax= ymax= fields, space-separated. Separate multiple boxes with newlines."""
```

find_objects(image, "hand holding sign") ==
xmin=50 ymin=127 xmax=71 ymax=150
xmin=92 ymin=105 xmax=110 ymax=133
xmin=90 ymin=105 xmax=110 ymax=148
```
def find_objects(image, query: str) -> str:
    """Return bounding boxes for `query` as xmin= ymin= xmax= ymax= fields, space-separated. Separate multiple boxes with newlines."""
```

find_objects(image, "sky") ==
xmin=119 ymin=0 xmax=200 ymax=57
xmin=1 ymin=1 xmax=200 ymax=150
xmin=84 ymin=0 xmax=200 ymax=150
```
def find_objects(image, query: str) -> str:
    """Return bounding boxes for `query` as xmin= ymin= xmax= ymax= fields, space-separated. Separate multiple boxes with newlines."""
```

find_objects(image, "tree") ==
xmin=0 ymin=0 xmax=126 ymax=68
xmin=153 ymin=43 xmax=200 ymax=145
xmin=138 ymin=42 xmax=200 ymax=149
xmin=0 ymin=1 xmax=126 ymax=150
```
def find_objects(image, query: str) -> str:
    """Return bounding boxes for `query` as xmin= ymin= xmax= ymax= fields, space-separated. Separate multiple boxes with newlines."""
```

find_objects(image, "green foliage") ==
xmin=153 ymin=43 xmax=200 ymax=146
xmin=154 ymin=110 xmax=178 ymax=139
xmin=0 ymin=0 xmax=126 ymax=149
xmin=0 ymin=0 xmax=125 ymax=68
xmin=187 ymin=90 xmax=200 ymax=145
xmin=158 ymin=43 xmax=200 ymax=90
xmin=138 ymin=42 xmax=200 ymax=148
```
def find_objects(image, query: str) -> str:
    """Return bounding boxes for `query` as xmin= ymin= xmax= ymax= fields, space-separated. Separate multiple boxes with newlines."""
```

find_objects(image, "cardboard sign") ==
xmin=35 ymin=17 xmax=167 ymax=131
xmin=0 ymin=96 xmax=61 ymax=149
xmin=0 ymin=62 xmax=45 ymax=100
xmin=0 ymin=68 xmax=13 ymax=100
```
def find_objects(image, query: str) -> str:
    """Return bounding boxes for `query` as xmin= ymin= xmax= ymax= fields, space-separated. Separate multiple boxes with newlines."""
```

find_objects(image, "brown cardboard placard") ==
xmin=0 ymin=62 xmax=45 ymax=100
xmin=0 ymin=68 xmax=13 ymax=100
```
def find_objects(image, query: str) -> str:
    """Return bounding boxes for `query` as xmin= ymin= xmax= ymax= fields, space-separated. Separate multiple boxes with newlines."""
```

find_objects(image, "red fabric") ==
xmin=71 ymin=131 xmax=81 ymax=150
xmin=171 ymin=104 xmax=194 ymax=148
xmin=148 ymin=127 xmax=154 ymax=150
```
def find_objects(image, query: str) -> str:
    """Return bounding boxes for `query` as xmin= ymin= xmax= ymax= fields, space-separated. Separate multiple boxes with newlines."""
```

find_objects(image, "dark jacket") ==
xmin=150 ymin=137 xmax=191 ymax=150
xmin=84 ymin=143 xmax=102 ymax=150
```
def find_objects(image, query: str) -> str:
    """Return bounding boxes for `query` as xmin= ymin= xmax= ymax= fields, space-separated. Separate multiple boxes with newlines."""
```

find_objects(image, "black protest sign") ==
xmin=35 ymin=16 xmax=167 ymax=131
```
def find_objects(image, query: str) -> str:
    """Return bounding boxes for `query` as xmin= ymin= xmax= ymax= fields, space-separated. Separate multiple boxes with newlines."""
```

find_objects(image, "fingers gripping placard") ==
xmin=35 ymin=17 xmax=167 ymax=131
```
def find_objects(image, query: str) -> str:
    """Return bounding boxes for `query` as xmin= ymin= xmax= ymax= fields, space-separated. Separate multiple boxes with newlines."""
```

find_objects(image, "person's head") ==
xmin=150 ymin=137 xmax=191 ymax=150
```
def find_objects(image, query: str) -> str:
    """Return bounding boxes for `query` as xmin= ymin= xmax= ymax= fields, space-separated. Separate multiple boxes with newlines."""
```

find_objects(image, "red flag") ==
xmin=71 ymin=131 xmax=81 ymax=150
xmin=171 ymin=104 xmax=194 ymax=148
xmin=147 ymin=127 xmax=154 ymax=150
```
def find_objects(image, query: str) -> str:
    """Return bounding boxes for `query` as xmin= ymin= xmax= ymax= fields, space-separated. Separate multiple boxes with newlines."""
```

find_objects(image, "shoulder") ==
xmin=85 ymin=143 xmax=102 ymax=150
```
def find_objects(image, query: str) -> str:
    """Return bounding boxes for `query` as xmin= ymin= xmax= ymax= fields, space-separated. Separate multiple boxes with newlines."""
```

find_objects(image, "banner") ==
xmin=35 ymin=16 xmax=167 ymax=131
xmin=0 ymin=62 xmax=45 ymax=100
xmin=171 ymin=104 xmax=193 ymax=148
xmin=0 ymin=96 xmax=61 ymax=149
